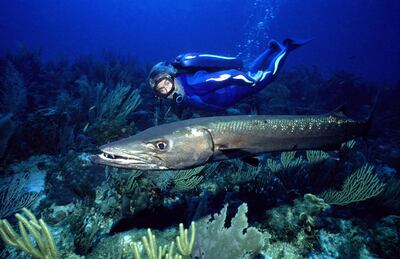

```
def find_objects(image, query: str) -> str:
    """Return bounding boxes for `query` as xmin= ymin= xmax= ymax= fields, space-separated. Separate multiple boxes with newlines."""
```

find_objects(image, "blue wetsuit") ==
xmin=172 ymin=39 xmax=308 ymax=111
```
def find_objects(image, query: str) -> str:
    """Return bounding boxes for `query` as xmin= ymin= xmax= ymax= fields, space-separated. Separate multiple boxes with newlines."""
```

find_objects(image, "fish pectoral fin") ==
xmin=240 ymin=156 xmax=260 ymax=167
xmin=218 ymin=147 xmax=252 ymax=158
xmin=218 ymin=147 xmax=260 ymax=166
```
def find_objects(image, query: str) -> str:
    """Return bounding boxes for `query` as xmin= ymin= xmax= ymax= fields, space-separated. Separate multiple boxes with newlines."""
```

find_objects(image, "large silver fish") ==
xmin=91 ymin=108 xmax=371 ymax=170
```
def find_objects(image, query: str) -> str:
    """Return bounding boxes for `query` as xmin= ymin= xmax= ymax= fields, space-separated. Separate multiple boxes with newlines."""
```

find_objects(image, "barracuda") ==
xmin=91 ymin=107 xmax=372 ymax=170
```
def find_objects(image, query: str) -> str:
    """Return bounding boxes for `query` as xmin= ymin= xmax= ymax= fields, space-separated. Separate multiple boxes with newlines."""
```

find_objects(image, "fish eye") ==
xmin=156 ymin=141 xmax=167 ymax=151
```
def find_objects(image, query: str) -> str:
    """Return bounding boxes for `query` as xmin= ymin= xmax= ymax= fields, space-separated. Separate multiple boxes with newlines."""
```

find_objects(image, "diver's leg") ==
xmin=248 ymin=49 xmax=271 ymax=73
xmin=249 ymin=40 xmax=283 ymax=73
xmin=246 ymin=49 xmax=287 ymax=89
xmin=263 ymin=47 xmax=288 ymax=77
xmin=248 ymin=38 xmax=311 ymax=84
xmin=246 ymin=41 xmax=287 ymax=87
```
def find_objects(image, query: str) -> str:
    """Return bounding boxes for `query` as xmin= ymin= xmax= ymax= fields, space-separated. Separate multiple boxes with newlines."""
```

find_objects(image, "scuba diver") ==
xmin=148 ymin=38 xmax=310 ymax=112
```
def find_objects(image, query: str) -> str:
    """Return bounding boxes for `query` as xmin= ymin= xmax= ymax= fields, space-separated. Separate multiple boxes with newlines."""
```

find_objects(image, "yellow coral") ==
xmin=133 ymin=222 xmax=195 ymax=259
xmin=0 ymin=208 xmax=59 ymax=259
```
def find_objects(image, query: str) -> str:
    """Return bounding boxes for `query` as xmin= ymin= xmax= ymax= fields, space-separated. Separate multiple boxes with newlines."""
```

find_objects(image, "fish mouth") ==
xmin=90 ymin=150 xmax=166 ymax=170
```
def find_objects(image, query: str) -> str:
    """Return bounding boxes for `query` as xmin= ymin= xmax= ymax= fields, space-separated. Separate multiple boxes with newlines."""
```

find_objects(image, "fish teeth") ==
xmin=100 ymin=153 xmax=116 ymax=159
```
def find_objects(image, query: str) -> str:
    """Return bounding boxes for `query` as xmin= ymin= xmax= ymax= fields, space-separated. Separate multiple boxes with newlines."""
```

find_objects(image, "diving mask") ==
xmin=152 ymin=74 xmax=175 ymax=98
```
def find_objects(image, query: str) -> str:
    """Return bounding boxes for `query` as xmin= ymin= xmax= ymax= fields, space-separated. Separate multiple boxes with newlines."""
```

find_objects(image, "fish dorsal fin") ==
xmin=328 ymin=103 xmax=347 ymax=118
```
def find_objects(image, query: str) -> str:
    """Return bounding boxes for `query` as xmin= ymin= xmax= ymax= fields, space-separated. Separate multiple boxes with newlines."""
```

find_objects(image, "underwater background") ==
xmin=0 ymin=0 xmax=400 ymax=258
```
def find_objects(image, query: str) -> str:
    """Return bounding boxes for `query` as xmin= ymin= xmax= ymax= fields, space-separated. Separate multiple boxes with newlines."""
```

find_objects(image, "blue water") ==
xmin=1 ymin=1 xmax=400 ymax=258
xmin=1 ymin=0 xmax=399 ymax=82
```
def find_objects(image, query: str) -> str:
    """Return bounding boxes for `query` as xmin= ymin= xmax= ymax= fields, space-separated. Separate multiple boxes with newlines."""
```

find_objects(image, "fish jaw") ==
xmin=91 ymin=125 xmax=215 ymax=170
xmin=90 ymin=138 xmax=168 ymax=170
xmin=90 ymin=152 xmax=166 ymax=170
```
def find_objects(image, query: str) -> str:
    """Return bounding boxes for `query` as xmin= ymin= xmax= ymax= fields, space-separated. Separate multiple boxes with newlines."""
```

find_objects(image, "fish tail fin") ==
xmin=283 ymin=38 xmax=313 ymax=52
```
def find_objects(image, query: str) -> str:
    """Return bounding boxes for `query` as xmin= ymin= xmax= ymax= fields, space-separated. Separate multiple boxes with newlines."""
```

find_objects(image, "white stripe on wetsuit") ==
xmin=206 ymin=73 xmax=255 ymax=84
xmin=273 ymin=51 xmax=286 ymax=75
xmin=206 ymin=74 xmax=231 ymax=82
xmin=185 ymin=54 xmax=237 ymax=60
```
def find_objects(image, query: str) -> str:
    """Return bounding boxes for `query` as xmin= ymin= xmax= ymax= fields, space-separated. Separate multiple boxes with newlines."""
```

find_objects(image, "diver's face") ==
xmin=155 ymin=78 xmax=173 ymax=96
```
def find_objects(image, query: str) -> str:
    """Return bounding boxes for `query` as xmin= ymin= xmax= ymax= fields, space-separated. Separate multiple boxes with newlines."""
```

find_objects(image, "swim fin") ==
xmin=283 ymin=38 xmax=313 ymax=51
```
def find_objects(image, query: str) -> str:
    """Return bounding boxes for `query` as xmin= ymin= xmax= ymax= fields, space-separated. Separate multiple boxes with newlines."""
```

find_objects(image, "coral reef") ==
xmin=319 ymin=164 xmax=385 ymax=205
xmin=262 ymin=194 xmax=330 ymax=257
xmin=194 ymin=203 xmax=264 ymax=259
xmin=0 ymin=49 xmax=399 ymax=258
